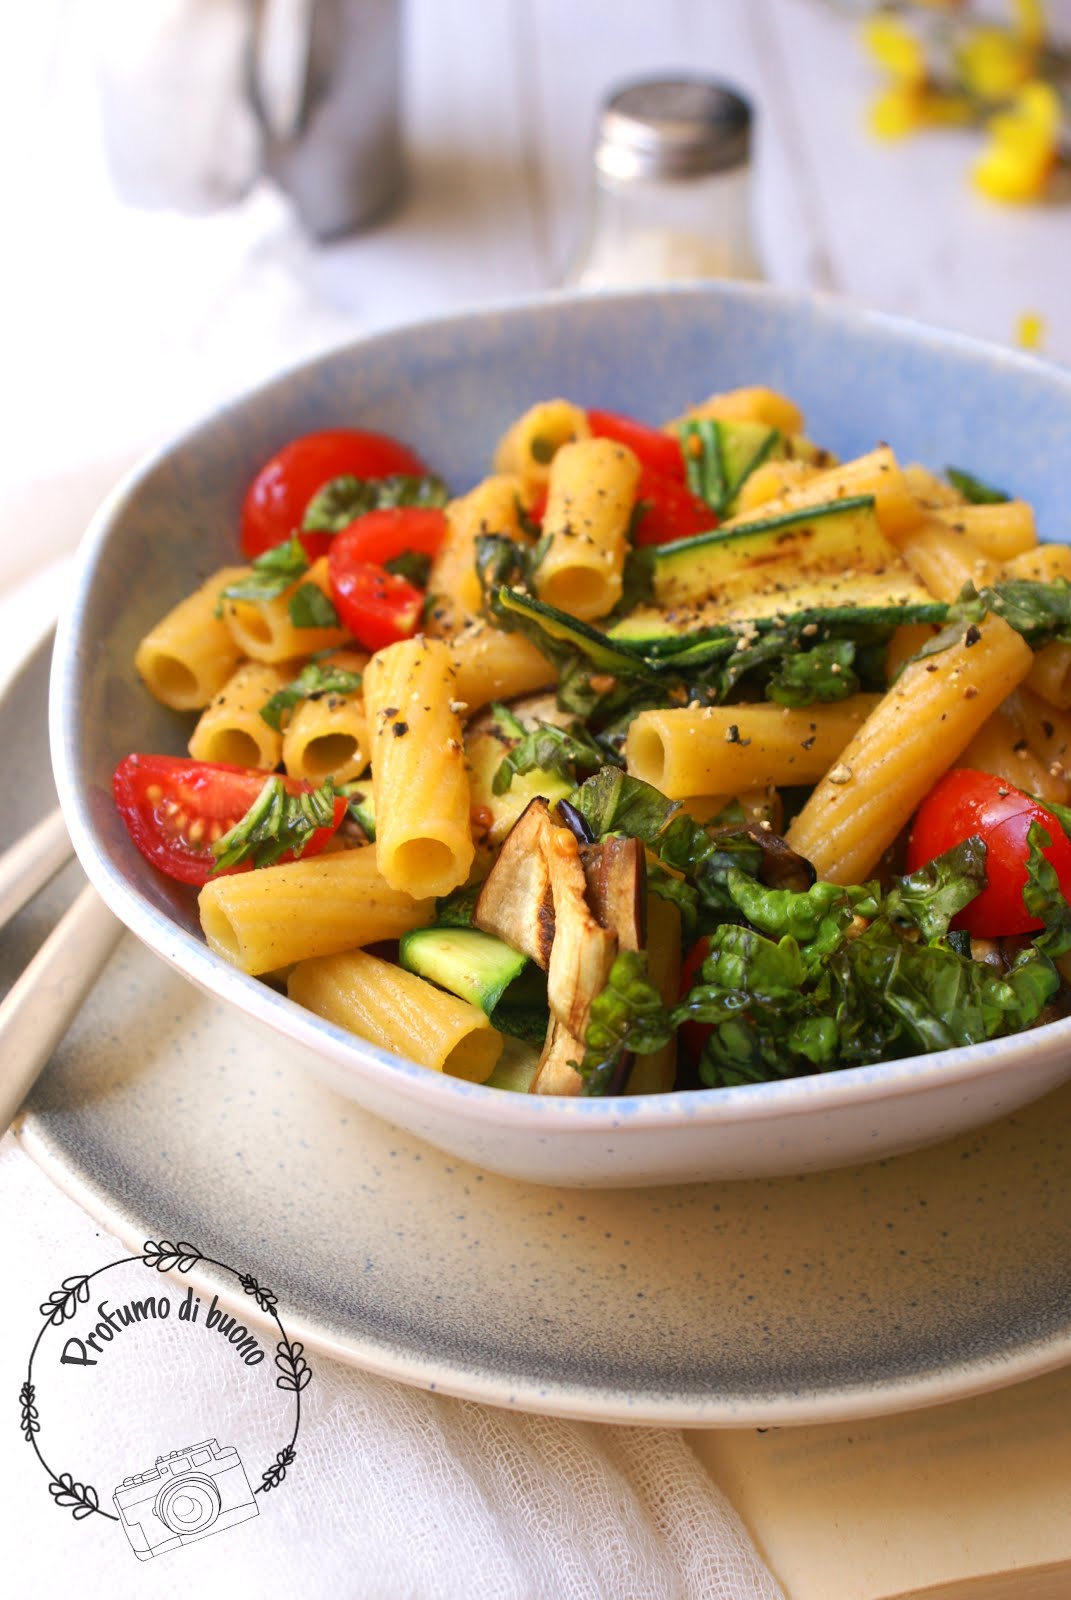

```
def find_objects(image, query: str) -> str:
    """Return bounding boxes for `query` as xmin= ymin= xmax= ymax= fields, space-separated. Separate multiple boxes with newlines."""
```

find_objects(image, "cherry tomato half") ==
xmin=587 ymin=408 xmax=686 ymax=479
xmin=113 ymin=755 xmax=345 ymax=886
xmin=241 ymin=428 xmax=427 ymax=561
xmin=905 ymin=769 xmax=1071 ymax=937
xmin=327 ymin=552 xmax=424 ymax=651
xmin=330 ymin=506 xmax=447 ymax=568
xmin=631 ymin=463 xmax=719 ymax=548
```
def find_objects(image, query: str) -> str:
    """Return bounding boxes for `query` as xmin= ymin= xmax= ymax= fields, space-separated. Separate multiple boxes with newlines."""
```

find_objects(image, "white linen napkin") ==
xmin=0 ymin=1135 xmax=782 ymax=1599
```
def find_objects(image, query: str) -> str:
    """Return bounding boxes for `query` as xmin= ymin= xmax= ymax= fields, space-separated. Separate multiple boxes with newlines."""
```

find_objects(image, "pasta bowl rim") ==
xmin=49 ymin=281 xmax=1071 ymax=1164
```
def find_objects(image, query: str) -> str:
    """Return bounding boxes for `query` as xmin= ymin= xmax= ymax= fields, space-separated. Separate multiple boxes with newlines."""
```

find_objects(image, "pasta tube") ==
xmin=288 ymin=949 xmax=502 ymax=1082
xmin=281 ymin=652 xmax=370 ymax=785
xmin=198 ymin=845 xmax=432 ymax=974
xmin=786 ymin=616 xmax=1034 ymax=883
xmin=364 ymin=635 xmax=474 ymax=898
xmin=670 ymin=385 xmax=804 ymax=435
xmin=960 ymin=703 xmax=1070 ymax=807
xmin=492 ymin=399 xmax=591 ymax=493
xmin=426 ymin=474 xmax=528 ymax=636
xmin=894 ymin=516 xmax=995 ymax=602
xmin=135 ymin=566 xmax=248 ymax=710
xmin=625 ymin=697 xmax=881 ymax=799
xmin=1003 ymin=544 xmax=1071 ymax=584
xmin=188 ymin=660 xmax=293 ymax=769
xmin=722 ymin=446 xmax=920 ymax=540
xmin=448 ymin=620 xmax=556 ymax=711
xmin=222 ymin=556 xmax=351 ymax=662
xmin=933 ymin=501 xmax=1037 ymax=562
xmin=534 ymin=437 xmax=641 ymax=621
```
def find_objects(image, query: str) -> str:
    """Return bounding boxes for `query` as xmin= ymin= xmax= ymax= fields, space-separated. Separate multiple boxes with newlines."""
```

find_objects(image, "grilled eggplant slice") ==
xmin=543 ymin=822 xmax=617 ymax=1038
xmin=530 ymin=1016 xmax=587 ymax=1097
xmin=473 ymin=798 xmax=555 ymax=966
xmin=580 ymin=836 xmax=646 ymax=953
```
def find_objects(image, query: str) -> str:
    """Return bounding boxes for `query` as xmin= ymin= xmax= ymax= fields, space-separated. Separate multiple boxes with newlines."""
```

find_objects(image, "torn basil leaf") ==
xmin=220 ymin=536 xmax=308 ymax=605
xmin=883 ymin=836 xmax=987 ymax=943
xmin=1022 ymin=820 xmax=1071 ymax=960
xmin=569 ymin=768 xmax=679 ymax=844
xmin=302 ymin=473 xmax=448 ymax=533
xmin=259 ymin=660 xmax=364 ymax=731
xmin=579 ymin=950 xmax=674 ymax=1097
xmin=210 ymin=776 xmax=337 ymax=873
xmin=289 ymin=583 xmax=340 ymax=629
xmin=493 ymin=720 xmax=612 ymax=795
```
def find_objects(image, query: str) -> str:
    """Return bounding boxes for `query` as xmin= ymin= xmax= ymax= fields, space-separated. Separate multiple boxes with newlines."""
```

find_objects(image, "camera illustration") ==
xmin=113 ymin=1439 xmax=259 ymax=1559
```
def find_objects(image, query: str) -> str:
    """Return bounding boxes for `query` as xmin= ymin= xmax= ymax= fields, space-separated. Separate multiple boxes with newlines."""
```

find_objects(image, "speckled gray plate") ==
xmin=11 ymin=639 xmax=1071 ymax=1424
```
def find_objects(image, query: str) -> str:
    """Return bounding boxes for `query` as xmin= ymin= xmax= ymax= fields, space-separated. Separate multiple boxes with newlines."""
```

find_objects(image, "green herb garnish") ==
xmin=210 ymin=776 xmax=337 ymax=874
xmin=219 ymin=536 xmax=308 ymax=605
xmin=289 ymin=583 xmax=340 ymax=629
xmin=303 ymin=473 xmax=448 ymax=533
xmin=259 ymin=660 xmax=364 ymax=732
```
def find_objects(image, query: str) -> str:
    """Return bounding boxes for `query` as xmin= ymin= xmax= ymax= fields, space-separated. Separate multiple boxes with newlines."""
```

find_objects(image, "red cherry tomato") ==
xmin=632 ymin=463 xmax=719 ymax=548
xmin=587 ymin=409 xmax=686 ymax=478
xmin=905 ymin=769 xmax=1071 ymax=937
xmin=678 ymin=935 xmax=714 ymax=1064
xmin=241 ymin=429 xmax=427 ymax=560
xmin=329 ymin=506 xmax=447 ymax=568
xmin=327 ymin=554 xmax=424 ymax=651
xmin=113 ymin=755 xmax=345 ymax=886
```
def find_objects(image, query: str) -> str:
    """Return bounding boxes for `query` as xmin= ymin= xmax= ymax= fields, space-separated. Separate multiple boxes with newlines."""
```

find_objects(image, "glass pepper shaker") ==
xmin=565 ymin=77 xmax=762 ymax=288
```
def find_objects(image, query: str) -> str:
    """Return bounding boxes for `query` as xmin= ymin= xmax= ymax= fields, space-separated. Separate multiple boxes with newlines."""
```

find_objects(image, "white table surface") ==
xmin=2 ymin=2 xmax=1070 ymax=1595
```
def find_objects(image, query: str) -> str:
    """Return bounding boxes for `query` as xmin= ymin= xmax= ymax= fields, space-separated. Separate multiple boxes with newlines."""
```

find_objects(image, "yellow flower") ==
xmin=957 ymin=25 xmax=1035 ymax=103
xmin=973 ymin=80 xmax=1061 ymax=202
xmin=862 ymin=16 xmax=927 ymax=87
xmin=869 ymin=84 xmax=927 ymax=139
xmin=1012 ymin=0 xmax=1046 ymax=50
xmin=1016 ymin=311 xmax=1046 ymax=351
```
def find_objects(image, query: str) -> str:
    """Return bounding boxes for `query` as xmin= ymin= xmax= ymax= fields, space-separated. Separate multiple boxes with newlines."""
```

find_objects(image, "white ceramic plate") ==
xmin=14 ymin=639 xmax=1071 ymax=1424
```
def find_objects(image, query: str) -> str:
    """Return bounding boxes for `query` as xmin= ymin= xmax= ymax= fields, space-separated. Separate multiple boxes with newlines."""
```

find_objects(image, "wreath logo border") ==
xmin=18 ymin=1239 xmax=310 ymax=1522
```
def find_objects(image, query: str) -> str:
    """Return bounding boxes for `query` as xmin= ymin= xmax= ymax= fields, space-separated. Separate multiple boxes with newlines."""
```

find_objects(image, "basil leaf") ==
xmin=580 ymin=950 xmax=674 ymax=1097
xmin=1022 ymin=820 xmax=1071 ymax=959
xmin=384 ymin=549 xmax=433 ymax=587
xmin=981 ymin=579 xmax=1071 ymax=647
xmin=220 ymin=536 xmax=308 ymax=604
xmin=303 ymin=473 xmax=448 ymax=533
xmin=493 ymin=721 xmax=612 ymax=795
xmin=767 ymin=638 xmax=860 ymax=707
xmin=646 ymin=860 xmax=699 ymax=942
xmin=210 ymin=776 xmax=337 ymax=873
xmin=656 ymin=817 xmax=764 ymax=913
xmin=946 ymin=467 xmax=1010 ymax=505
xmin=723 ymin=868 xmax=861 ymax=970
xmin=883 ymin=836 xmax=987 ymax=942
xmin=259 ymin=660 xmax=363 ymax=731
xmin=569 ymin=768 xmax=679 ymax=844
xmin=289 ymin=583 xmax=340 ymax=628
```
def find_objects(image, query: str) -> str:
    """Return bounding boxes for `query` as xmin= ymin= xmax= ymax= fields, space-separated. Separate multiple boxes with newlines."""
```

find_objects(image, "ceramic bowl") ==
xmin=50 ymin=283 xmax=1071 ymax=1187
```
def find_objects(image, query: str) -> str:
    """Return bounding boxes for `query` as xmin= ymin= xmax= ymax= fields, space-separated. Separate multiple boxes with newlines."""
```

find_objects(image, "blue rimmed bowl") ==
xmin=50 ymin=283 xmax=1071 ymax=1186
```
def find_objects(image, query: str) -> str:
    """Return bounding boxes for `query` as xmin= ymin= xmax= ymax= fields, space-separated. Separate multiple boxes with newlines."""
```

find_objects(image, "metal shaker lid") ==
xmin=594 ymin=78 xmax=753 ymax=181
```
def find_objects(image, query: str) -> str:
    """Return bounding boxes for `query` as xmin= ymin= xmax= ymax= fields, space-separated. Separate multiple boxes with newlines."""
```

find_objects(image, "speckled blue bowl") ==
xmin=50 ymin=284 xmax=1071 ymax=1187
